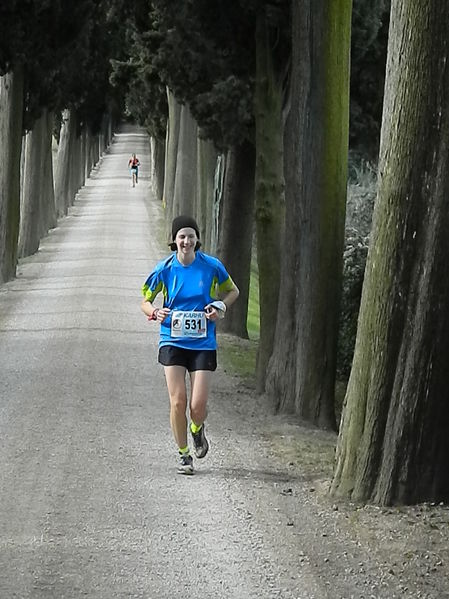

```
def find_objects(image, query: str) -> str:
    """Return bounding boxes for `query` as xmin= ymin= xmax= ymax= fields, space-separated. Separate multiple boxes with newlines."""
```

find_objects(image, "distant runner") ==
xmin=128 ymin=153 xmax=140 ymax=187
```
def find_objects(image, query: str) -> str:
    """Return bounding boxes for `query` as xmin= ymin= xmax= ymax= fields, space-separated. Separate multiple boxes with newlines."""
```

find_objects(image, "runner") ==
xmin=128 ymin=153 xmax=140 ymax=187
xmin=141 ymin=215 xmax=239 ymax=474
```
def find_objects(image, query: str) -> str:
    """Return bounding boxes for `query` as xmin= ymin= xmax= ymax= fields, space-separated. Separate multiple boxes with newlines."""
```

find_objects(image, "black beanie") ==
xmin=171 ymin=215 xmax=200 ymax=240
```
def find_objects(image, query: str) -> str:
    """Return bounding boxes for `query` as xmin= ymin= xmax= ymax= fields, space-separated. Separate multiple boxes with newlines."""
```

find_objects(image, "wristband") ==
xmin=208 ymin=300 xmax=226 ymax=319
xmin=209 ymin=300 xmax=226 ymax=313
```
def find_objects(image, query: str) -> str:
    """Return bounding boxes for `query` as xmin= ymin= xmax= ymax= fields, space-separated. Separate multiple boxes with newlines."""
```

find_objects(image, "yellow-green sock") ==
xmin=179 ymin=446 xmax=190 ymax=455
xmin=190 ymin=421 xmax=202 ymax=434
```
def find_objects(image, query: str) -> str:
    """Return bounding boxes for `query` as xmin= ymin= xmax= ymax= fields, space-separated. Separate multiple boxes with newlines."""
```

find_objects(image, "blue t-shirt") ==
xmin=142 ymin=251 xmax=235 ymax=350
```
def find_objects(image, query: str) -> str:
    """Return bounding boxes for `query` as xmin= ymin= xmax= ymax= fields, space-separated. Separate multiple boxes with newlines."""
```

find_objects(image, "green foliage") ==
xmin=109 ymin=9 xmax=168 ymax=139
xmin=116 ymin=0 xmax=290 ymax=150
xmin=72 ymin=5 xmax=126 ymax=134
xmin=193 ymin=76 xmax=253 ymax=148
xmin=109 ymin=0 xmax=291 ymax=148
xmin=0 ymin=0 xmax=56 ymax=74
xmin=0 ymin=1 xmax=127 ymax=134
xmin=0 ymin=0 xmax=389 ymax=154
xmin=337 ymin=230 xmax=370 ymax=379
xmin=148 ymin=0 xmax=256 ymax=149
xmin=350 ymin=0 xmax=390 ymax=159
xmin=337 ymin=160 xmax=377 ymax=379
xmin=122 ymin=68 xmax=168 ymax=139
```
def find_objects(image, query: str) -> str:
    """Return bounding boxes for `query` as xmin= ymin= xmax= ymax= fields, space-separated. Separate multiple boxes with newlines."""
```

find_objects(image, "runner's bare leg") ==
xmin=164 ymin=365 xmax=188 ymax=448
xmin=189 ymin=370 xmax=211 ymax=426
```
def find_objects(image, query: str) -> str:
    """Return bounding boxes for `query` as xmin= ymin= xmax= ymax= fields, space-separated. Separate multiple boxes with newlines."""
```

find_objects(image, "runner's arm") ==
xmin=221 ymin=284 xmax=239 ymax=310
xmin=205 ymin=283 xmax=239 ymax=320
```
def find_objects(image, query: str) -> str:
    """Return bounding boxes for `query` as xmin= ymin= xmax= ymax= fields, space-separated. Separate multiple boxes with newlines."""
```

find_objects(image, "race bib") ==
xmin=171 ymin=311 xmax=207 ymax=338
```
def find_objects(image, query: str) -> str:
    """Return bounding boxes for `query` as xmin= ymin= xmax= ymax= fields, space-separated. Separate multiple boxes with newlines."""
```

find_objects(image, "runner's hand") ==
xmin=147 ymin=307 xmax=171 ymax=322
xmin=205 ymin=301 xmax=226 ymax=320
xmin=155 ymin=307 xmax=171 ymax=322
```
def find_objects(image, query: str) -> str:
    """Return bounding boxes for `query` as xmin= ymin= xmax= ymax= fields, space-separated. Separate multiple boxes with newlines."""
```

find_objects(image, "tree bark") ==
xmin=331 ymin=1 xmax=449 ymax=505
xmin=150 ymin=136 xmax=166 ymax=204
xmin=80 ymin=128 xmax=87 ymax=183
xmin=73 ymin=125 xmax=84 ymax=196
xmin=210 ymin=154 xmax=225 ymax=256
xmin=55 ymin=109 xmax=77 ymax=217
xmin=254 ymin=10 xmax=285 ymax=390
xmin=265 ymin=0 xmax=351 ymax=427
xmin=0 ymin=67 xmax=24 ymax=284
xmin=163 ymin=89 xmax=181 ymax=237
xmin=173 ymin=103 xmax=198 ymax=217
xmin=19 ymin=110 xmax=49 ymax=257
xmin=218 ymin=139 xmax=256 ymax=339
xmin=196 ymin=138 xmax=218 ymax=253
xmin=92 ymin=132 xmax=100 ymax=169
xmin=100 ymin=113 xmax=111 ymax=153
xmin=41 ymin=110 xmax=56 ymax=236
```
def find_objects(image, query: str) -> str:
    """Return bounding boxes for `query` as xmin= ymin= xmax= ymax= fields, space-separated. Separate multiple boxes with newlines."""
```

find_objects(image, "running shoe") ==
xmin=177 ymin=453 xmax=194 ymax=475
xmin=191 ymin=424 xmax=209 ymax=459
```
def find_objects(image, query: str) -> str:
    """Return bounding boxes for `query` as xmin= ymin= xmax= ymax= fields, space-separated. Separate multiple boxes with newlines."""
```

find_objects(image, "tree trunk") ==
xmin=92 ymin=132 xmax=100 ymax=168
xmin=72 ymin=119 xmax=83 ymax=203
xmin=150 ymin=136 xmax=165 ymax=204
xmin=0 ymin=67 xmax=24 ymax=284
xmin=73 ymin=125 xmax=84 ymax=196
xmin=210 ymin=154 xmax=225 ymax=255
xmin=173 ymin=103 xmax=198 ymax=217
xmin=100 ymin=113 xmax=111 ymax=152
xmin=86 ymin=129 xmax=95 ymax=180
xmin=218 ymin=140 xmax=255 ymax=339
xmin=254 ymin=10 xmax=285 ymax=391
xmin=80 ymin=127 xmax=87 ymax=183
xmin=41 ymin=110 xmax=56 ymax=235
xmin=55 ymin=109 xmax=77 ymax=217
xmin=265 ymin=0 xmax=351 ymax=428
xmin=163 ymin=89 xmax=181 ymax=237
xmin=331 ymin=1 xmax=449 ymax=505
xmin=19 ymin=110 xmax=48 ymax=257
xmin=196 ymin=138 xmax=218 ymax=253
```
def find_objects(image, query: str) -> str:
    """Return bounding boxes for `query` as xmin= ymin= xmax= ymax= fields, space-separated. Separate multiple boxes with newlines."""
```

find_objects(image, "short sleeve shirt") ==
xmin=142 ymin=251 xmax=235 ymax=350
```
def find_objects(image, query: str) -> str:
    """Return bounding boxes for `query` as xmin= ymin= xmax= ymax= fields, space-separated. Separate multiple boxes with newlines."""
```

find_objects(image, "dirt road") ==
xmin=0 ymin=126 xmax=447 ymax=599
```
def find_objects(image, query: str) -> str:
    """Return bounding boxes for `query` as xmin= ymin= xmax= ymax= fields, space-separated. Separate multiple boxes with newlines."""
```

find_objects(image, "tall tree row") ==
xmin=122 ymin=1 xmax=352 ymax=425
xmin=0 ymin=69 xmax=23 ymax=284
xmin=125 ymin=0 xmax=259 ymax=339
xmin=0 ymin=2 xmax=86 ymax=282
xmin=265 ymin=0 xmax=352 ymax=427
xmin=19 ymin=109 xmax=56 ymax=258
xmin=332 ymin=0 xmax=449 ymax=505
xmin=0 ymin=0 xmax=125 ymax=283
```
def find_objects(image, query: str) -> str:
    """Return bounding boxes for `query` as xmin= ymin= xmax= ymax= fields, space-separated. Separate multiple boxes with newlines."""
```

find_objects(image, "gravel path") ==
xmin=1 ymin=126 xmax=447 ymax=599
xmin=0 ymin=127 xmax=320 ymax=599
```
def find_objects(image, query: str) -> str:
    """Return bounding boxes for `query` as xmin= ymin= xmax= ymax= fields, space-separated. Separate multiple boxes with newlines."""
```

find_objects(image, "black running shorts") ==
xmin=158 ymin=345 xmax=217 ymax=372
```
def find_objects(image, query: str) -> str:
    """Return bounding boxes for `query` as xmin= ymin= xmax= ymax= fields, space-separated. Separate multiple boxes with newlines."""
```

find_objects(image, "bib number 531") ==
xmin=171 ymin=311 xmax=207 ymax=338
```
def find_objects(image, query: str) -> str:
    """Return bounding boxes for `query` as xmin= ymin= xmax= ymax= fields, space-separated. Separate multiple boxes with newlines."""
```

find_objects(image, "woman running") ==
xmin=141 ymin=215 xmax=239 ymax=474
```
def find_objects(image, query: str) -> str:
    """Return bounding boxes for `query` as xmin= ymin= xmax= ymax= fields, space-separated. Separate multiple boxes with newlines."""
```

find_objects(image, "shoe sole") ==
xmin=177 ymin=466 xmax=194 ymax=475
